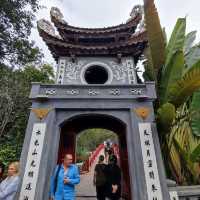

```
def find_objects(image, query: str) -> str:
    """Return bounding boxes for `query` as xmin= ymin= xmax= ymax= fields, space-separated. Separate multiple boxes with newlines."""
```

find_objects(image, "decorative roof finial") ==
xmin=129 ymin=5 xmax=145 ymax=35
xmin=37 ymin=19 xmax=56 ymax=36
xmin=37 ymin=19 xmax=62 ymax=39
xmin=130 ymin=5 xmax=143 ymax=19
xmin=50 ymin=7 xmax=67 ymax=24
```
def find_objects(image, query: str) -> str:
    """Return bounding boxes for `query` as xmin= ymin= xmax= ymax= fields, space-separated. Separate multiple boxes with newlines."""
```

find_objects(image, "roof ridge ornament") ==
xmin=50 ymin=7 xmax=67 ymax=24
xmin=130 ymin=5 xmax=143 ymax=18
xmin=130 ymin=5 xmax=145 ymax=35
xmin=37 ymin=19 xmax=62 ymax=40
xmin=127 ymin=5 xmax=143 ymax=23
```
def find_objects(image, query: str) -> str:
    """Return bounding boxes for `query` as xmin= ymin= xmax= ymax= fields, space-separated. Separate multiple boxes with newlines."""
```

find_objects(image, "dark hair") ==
xmin=0 ymin=161 xmax=5 ymax=175
xmin=109 ymin=155 xmax=117 ymax=164
xmin=98 ymin=155 xmax=104 ymax=163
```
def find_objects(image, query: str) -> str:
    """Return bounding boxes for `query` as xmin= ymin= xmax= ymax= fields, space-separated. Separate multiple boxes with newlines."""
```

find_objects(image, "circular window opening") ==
xmin=84 ymin=65 xmax=109 ymax=84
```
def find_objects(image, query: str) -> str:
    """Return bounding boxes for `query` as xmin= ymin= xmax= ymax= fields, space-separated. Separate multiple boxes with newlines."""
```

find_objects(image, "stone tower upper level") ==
xmin=37 ymin=6 xmax=147 ymax=85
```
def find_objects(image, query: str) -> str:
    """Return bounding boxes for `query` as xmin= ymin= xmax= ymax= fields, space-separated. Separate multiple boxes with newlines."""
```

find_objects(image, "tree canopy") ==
xmin=0 ymin=64 xmax=54 ymax=166
xmin=0 ymin=0 xmax=42 ymax=67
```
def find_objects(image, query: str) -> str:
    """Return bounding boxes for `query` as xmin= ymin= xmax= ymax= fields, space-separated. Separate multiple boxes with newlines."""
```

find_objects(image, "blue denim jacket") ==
xmin=50 ymin=164 xmax=80 ymax=200
xmin=0 ymin=176 xmax=19 ymax=200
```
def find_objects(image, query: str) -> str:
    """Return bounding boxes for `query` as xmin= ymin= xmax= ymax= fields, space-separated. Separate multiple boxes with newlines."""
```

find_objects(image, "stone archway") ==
xmin=57 ymin=113 xmax=131 ymax=199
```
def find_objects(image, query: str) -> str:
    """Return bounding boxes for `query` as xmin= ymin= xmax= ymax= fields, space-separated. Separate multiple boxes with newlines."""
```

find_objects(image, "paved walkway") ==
xmin=76 ymin=149 xmax=105 ymax=200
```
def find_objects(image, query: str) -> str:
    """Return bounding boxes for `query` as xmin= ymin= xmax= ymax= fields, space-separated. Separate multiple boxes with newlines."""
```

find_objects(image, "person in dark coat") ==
xmin=106 ymin=155 xmax=121 ymax=200
xmin=93 ymin=155 xmax=107 ymax=200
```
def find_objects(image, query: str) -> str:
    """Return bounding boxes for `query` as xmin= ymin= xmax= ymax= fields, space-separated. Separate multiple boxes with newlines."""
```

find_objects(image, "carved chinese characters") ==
xmin=57 ymin=59 xmax=66 ymax=84
xmin=19 ymin=123 xmax=46 ymax=200
xmin=126 ymin=59 xmax=137 ymax=84
xmin=138 ymin=123 xmax=163 ymax=200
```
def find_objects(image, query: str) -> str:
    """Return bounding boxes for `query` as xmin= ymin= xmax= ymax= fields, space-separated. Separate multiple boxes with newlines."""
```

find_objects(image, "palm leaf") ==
xmin=190 ymin=143 xmax=200 ymax=162
xmin=190 ymin=90 xmax=200 ymax=136
xmin=157 ymin=103 xmax=176 ymax=130
xmin=184 ymin=31 xmax=197 ymax=55
xmin=185 ymin=44 xmax=200 ymax=68
xmin=160 ymin=51 xmax=185 ymax=104
xmin=164 ymin=18 xmax=186 ymax=72
xmin=168 ymin=60 xmax=200 ymax=107
xmin=170 ymin=105 xmax=200 ymax=183
xmin=143 ymin=47 xmax=156 ymax=81
xmin=143 ymin=0 xmax=165 ymax=78
xmin=168 ymin=104 xmax=188 ymax=183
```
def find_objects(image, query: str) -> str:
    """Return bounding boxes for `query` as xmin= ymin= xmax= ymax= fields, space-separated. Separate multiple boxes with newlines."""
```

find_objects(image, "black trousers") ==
xmin=106 ymin=184 xmax=121 ymax=200
xmin=96 ymin=185 xmax=107 ymax=200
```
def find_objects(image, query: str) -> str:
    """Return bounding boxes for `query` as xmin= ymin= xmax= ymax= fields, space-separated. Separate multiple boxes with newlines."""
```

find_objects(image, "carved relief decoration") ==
xmin=110 ymin=61 xmax=128 ymax=83
xmin=65 ymin=61 xmax=85 ymax=83
xmin=126 ymin=59 xmax=137 ymax=84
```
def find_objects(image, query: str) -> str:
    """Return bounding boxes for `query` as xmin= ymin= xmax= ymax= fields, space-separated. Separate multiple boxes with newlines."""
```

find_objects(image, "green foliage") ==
xmin=143 ymin=0 xmax=200 ymax=184
xmin=143 ymin=0 xmax=165 ymax=79
xmin=0 ymin=131 xmax=23 ymax=167
xmin=76 ymin=128 xmax=117 ymax=162
xmin=190 ymin=91 xmax=200 ymax=137
xmin=168 ymin=60 xmax=200 ymax=106
xmin=168 ymin=104 xmax=200 ymax=184
xmin=157 ymin=103 xmax=176 ymax=131
xmin=164 ymin=18 xmax=186 ymax=69
xmin=185 ymin=44 xmax=200 ymax=69
xmin=0 ymin=0 xmax=42 ymax=67
xmin=190 ymin=144 xmax=200 ymax=162
xmin=184 ymin=31 xmax=197 ymax=55
xmin=143 ymin=48 xmax=156 ymax=81
xmin=160 ymin=51 xmax=185 ymax=104
xmin=0 ymin=64 xmax=54 ymax=164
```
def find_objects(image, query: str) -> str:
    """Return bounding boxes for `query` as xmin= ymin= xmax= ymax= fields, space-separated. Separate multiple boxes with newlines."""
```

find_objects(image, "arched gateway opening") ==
xmin=57 ymin=114 xmax=131 ymax=199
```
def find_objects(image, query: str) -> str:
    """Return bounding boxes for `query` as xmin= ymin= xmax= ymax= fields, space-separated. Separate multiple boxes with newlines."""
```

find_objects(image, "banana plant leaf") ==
xmin=160 ymin=51 xmax=185 ymax=104
xmin=168 ymin=105 xmax=189 ymax=183
xmin=157 ymin=102 xmax=176 ymax=130
xmin=143 ymin=47 xmax=156 ymax=81
xmin=143 ymin=0 xmax=165 ymax=78
xmin=168 ymin=60 xmax=200 ymax=107
xmin=163 ymin=18 xmax=186 ymax=73
xmin=185 ymin=44 xmax=200 ymax=68
xmin=172 ymin=117 xmax=200 ymax=182
xmin=190 ymin=90 xmax=200 ymax=136
xmin=184 ymin=31 xmax=197 ymax=55
xmin=190 ymin=143 xmax=200 ymax=162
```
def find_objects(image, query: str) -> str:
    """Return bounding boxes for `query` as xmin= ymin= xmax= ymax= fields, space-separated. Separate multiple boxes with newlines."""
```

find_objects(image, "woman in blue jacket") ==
xmin=50 ymin=154 xmax=80 ymax=200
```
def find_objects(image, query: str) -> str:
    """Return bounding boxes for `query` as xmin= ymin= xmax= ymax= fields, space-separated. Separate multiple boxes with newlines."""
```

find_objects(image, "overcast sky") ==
xmin=31 ymin=0 xmax=200 ymax=65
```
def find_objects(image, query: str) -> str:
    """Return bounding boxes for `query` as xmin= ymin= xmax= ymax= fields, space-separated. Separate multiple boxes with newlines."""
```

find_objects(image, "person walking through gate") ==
xmin=93 ymin=155 xmax=107 ymax=200
xmin=0 ymin=161 xmax=20 ymax=200
xmin=49 ymin=154 xmax=80 ymax=200
xmin=106 ymin=155 xmax=121 ymax=200
xmin=104 ymin=140 xmax=113 ymax=164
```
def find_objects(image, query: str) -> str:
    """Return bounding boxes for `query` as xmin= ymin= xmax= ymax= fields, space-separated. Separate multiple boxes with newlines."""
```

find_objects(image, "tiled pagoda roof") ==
xmin=37 ymin=6 xmax=147 ymax=61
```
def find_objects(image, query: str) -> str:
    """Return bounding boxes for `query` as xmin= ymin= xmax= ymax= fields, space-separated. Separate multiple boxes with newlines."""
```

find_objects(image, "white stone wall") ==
xmin=56 ymin=57 xmax=137 ymax=85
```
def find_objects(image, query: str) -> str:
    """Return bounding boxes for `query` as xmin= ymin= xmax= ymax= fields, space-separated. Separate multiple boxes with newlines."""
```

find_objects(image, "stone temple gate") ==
xmin=16 ymin=6 xmax=171 ymax=200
